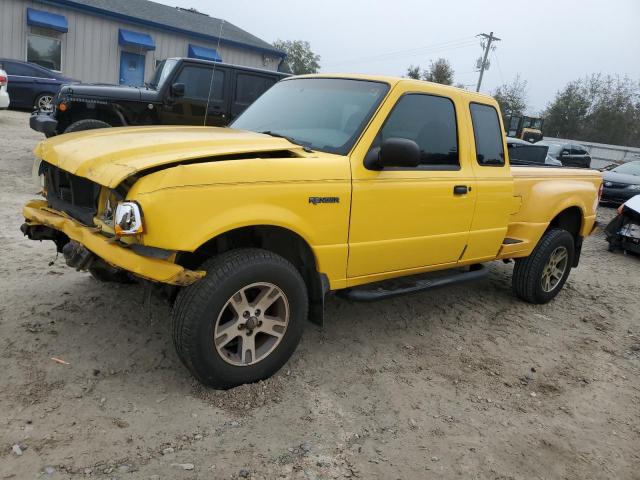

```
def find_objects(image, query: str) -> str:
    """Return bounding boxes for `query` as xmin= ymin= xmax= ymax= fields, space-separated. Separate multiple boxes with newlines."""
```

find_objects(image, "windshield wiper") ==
xmin=261 ymin=131 xmax=313 ymax=153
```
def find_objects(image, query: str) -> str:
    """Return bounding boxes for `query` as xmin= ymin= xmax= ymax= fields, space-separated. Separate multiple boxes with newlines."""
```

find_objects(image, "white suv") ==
xmin=0 ymin=68 xmax=10 ymax=109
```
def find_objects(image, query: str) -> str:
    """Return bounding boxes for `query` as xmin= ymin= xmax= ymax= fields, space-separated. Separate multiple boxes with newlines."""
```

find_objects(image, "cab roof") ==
xmin=289 ymin=73 xmax=497 ymax=103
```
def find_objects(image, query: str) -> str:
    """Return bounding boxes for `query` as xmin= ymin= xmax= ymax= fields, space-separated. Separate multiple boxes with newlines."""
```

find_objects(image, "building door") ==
xmin=119 ymin=52 xmax=145 ymax=86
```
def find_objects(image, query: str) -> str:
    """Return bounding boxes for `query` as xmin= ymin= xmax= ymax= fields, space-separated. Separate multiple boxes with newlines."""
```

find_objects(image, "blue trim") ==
xmin=188 ymin=44 xmax=222 ymax=62
xmin=27 ymin=7 xmax=68 ymax=32
xmin=118 ymin=28 xmax=155 ymax=50
xmin=36 ymin=0 xmax=286 ymax=58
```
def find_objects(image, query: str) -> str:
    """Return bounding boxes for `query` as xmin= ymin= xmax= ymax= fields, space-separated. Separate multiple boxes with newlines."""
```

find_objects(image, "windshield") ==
xmin=149 ymin=59 xmax=178 ymax=89
xmin=231 ymin=78 xmax=390 ymax=155
xmin=612 ymin=161 xmax=640 ymax=176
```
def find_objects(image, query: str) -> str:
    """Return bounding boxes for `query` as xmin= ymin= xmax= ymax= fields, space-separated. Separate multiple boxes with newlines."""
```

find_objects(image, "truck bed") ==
xmin=500 ymin=166 xmax=602 ymax=259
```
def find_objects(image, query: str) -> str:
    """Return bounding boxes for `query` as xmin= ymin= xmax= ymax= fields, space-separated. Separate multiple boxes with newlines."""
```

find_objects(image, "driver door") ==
xmin=160 ymin=64 xmax=228 ymax=126
xmin=347 ymin=86 xmax=477 ymax=281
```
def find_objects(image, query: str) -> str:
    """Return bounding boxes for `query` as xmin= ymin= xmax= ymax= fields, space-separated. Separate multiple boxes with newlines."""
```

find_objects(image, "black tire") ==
xmin=172 ymin=249 xmax=308 ymax=389
xmin=512 ymin=228 xmax=575 ymax=304
xmin=89 ymin=265 xmax=135 ymax=283
xmin=64 ymin=119 xmax=111 ymax=133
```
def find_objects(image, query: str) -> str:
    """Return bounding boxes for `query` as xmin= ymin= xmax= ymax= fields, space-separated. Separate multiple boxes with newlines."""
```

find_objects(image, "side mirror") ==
xmin=365 ymin=138 xmax=421 ymax=170
xmin=171 ymin=82 xmax=185 ymax=98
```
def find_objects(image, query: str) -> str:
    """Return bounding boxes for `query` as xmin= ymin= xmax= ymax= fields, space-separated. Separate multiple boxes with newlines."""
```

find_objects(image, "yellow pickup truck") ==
xmin=21 ymin=74 xmax=602 ymax=388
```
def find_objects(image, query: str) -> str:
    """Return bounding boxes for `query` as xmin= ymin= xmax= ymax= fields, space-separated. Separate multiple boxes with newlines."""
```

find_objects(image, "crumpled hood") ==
xmin=34 ymin=126 xmax=301 ymax=188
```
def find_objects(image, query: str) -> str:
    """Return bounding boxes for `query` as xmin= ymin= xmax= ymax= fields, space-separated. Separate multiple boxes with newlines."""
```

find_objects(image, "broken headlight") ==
xmin=32 ymin=157 xmax=45 ymax=193
xmin=114 ymin=201 xmax=144 ymax=236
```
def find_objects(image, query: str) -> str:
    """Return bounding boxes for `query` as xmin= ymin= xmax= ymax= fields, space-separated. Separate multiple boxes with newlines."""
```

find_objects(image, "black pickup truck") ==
xmin=30 ymin=57 xmax=288 ymax=136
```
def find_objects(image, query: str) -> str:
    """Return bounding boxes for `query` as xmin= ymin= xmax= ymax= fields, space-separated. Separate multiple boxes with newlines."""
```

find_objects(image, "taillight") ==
xmin=0 ymin=75 xmax=7 ymax=86
xmin=598 ymin=182 xmax=603 ymax=202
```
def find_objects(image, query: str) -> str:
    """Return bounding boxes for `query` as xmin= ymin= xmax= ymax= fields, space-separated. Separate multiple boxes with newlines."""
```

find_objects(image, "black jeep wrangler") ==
xmin=30 ymin=58 xmax=288 ymax=136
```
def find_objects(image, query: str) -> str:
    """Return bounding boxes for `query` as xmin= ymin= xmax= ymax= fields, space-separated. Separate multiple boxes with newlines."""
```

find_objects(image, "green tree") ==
xmin=543 ymin=74 xmax=640 ymax=146
xmin=405 ymin=64 xmax=421 ymax=80
xmin=543 ymin=78 xmax=592 ymax=139
xmin=272 ymin=39 xmax=320 ymax=75
xmin=423 ymin=58 xmax=454 ymax=85
xmin=492 ymin=75 xmax=528 ymax=117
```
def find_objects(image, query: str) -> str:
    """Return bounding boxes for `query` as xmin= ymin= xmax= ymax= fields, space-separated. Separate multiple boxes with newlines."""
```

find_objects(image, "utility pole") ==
xmin=475 ymin=32 xmax=500 ymax=92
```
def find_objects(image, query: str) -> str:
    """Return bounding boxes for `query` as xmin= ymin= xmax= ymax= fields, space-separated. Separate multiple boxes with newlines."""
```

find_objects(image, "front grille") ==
xmin=43 ymin=162 xmax=100 ymax=225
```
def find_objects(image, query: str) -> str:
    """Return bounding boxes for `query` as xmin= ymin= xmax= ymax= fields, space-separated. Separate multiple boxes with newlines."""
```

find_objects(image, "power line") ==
xmin=475 ymin=32 xmax=500 ymax=92
xmin=492 ymin=49 xmax=505 ymax=85
xmin=323 ymin=36 xmax=478 ymax=67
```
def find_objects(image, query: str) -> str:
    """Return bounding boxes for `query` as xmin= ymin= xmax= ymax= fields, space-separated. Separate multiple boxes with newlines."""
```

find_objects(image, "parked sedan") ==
xmin=601 ymin=161 xmax=640 ymax=205
xmin=536 ymin=140 xmax=592 ymax=168
xmin=0 ymin=58 xmax=75 ymax=110
xmin=0 ymin=68 xmax=9 ymax=110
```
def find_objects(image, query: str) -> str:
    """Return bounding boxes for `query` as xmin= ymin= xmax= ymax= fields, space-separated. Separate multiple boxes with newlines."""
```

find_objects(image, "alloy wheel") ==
xmin=541 ymin=246 xmax=568 ymax=292
xmin=37 ymin=95 xmax=54 ymax=111
xmin=213 ymin=282 xmax=289 ymax=366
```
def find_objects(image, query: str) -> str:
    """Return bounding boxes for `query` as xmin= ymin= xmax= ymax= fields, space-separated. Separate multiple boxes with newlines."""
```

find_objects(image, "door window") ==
xmin=235 ymin=74 xmax=275 ymax=105
xmin=377 ymin=93 xmax=459 ymax=168
xmin=174 ymin=66 xmax=224 ymax=101
xmin=570 ymin=145 xmax=587 ymax=155
xmin=4 ymin=62 xmax=39 ymax=77
xmin=470 ymin=103 xmax=505 ymax=166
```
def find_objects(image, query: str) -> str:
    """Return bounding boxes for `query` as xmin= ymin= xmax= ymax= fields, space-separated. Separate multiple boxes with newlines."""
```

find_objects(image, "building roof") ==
xmin=42 ymin=0 xmax=285 ymax=56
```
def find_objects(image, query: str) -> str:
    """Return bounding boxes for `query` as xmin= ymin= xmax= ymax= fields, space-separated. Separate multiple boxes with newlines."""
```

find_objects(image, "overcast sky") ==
xmin=162 ymin=0 xmax=639 ymax=113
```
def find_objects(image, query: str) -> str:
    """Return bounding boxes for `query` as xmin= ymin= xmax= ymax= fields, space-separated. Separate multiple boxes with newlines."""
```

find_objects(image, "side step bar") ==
xmin=338 ymin=265 xmax=488 ymax=302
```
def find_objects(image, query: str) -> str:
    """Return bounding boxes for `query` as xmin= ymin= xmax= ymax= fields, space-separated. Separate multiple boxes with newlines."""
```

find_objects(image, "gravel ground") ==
xmin=1 ymin=109 xmax=639 ymax=480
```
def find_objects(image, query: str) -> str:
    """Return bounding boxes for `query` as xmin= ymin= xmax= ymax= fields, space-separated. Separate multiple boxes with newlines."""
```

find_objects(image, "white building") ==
xmin=0 ymin=0 xmax=286 ymax=85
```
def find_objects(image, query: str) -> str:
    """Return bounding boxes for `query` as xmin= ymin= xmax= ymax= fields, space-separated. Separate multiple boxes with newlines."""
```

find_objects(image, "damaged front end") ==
xmin=22 ymin=158 xmax=205 ymax=286
xmin=605 ymin=195 xmax=640 ymax=255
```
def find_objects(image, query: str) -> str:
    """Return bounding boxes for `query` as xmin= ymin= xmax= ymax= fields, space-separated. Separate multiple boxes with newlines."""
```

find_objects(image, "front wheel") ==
xmin=172 ymin=249 xmax=308 ymax=389
xmin=512 ymin=229 xmax=575 ymax=304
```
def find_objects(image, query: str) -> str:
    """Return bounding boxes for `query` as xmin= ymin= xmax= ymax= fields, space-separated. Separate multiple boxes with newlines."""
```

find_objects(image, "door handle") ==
xmin=453 ymin=185 xmax=470 ymax=195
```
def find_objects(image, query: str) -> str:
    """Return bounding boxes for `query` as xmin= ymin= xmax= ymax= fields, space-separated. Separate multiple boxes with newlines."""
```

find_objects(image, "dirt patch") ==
xmin=1 ymin=110 xmax=639 ymax=479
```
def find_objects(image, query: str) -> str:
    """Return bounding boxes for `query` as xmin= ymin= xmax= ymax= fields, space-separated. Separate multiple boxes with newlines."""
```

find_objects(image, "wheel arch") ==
xmin=177 ymin=225 xmax=328 ymax=325
xmin=58 ymin=103 xmax=127 ymax=130
xmin=546 ymin=205 xmax=584 ymax=266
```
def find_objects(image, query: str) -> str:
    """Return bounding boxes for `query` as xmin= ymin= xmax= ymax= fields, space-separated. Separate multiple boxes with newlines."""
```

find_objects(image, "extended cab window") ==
xmin=174 ymin=66 xmax=225 ymax=101
xmin=235 ymin=74 xmax=275 ymax=106
xmin=470 ymin=103 xmax=505 ymax=166
xmin=378 ymin=93 xmax=459 ymax=168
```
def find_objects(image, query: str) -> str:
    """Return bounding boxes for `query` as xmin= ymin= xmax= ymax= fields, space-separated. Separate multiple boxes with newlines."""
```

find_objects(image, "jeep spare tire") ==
xmin=64 ymin=119 xmax=111 ymax=133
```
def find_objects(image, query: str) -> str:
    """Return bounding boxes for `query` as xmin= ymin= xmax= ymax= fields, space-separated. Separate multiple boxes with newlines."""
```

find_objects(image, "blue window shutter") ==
xmin=188 ymin=44 xmax=222 ymax=62
xmin=118 ymin=29 xmax=155 ymax=50
xmin=27 ymin=8 xmax=68 ymax=33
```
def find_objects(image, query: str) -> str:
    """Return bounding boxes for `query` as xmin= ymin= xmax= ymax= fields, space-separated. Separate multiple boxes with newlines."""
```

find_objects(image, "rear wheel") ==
xmin=512 ymin=229 xmax=575 ymax=304
xmin=172 ymin=249 xmax=308 ymax=389
xmin=64 ymin=119 xmax=111 ymax=133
